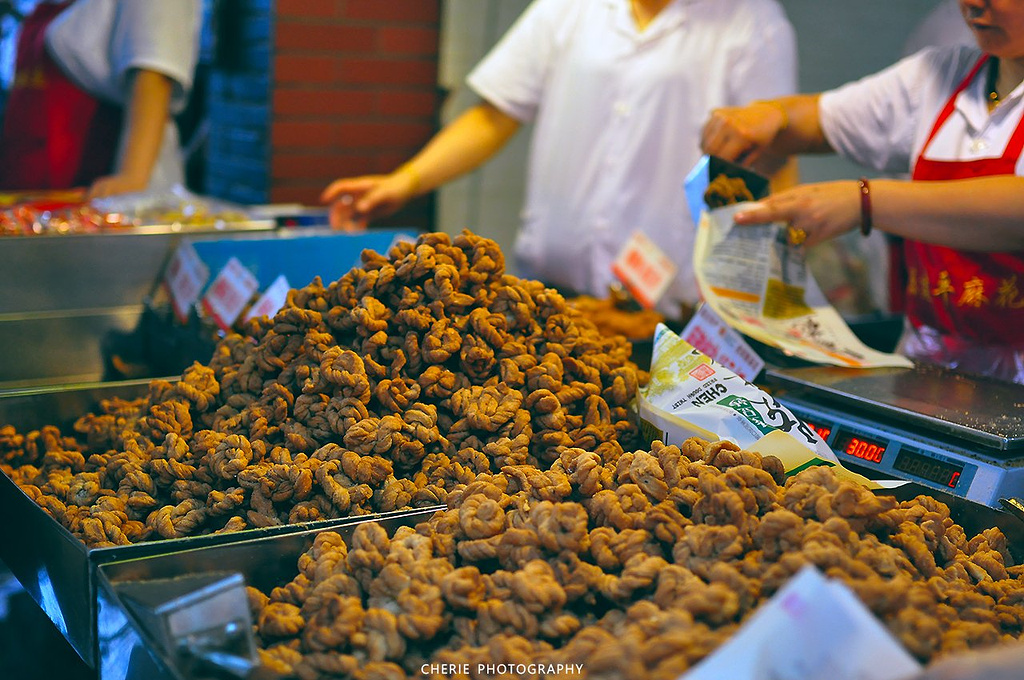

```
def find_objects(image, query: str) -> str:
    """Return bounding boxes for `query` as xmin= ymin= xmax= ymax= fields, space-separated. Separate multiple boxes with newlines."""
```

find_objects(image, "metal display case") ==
xmin=0 ymin=223 xmax=273 ymax=392
xmin=95 ymin=509 xmax=439 ymax=680
xmin=0 ymin=380 xmax=443 ymax=668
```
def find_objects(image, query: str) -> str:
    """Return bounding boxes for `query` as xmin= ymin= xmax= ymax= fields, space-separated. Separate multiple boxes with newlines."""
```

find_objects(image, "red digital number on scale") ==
xmin=834 ymin=431 xmax=887 ymax=465
xmin=804 ymin=420 xmax=832 ymax=441
xmin=845 ymin=437 xmax=885 ymax=463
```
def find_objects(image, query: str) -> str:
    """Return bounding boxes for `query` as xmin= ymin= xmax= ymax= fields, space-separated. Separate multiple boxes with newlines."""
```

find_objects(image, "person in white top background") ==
xmin=701 ymin=0 xmax=1024 ymax=385
xmin=321 ymin=0 xmax=797 ymax=319
xmin=0 ymin=0 xmax=201 ymax=197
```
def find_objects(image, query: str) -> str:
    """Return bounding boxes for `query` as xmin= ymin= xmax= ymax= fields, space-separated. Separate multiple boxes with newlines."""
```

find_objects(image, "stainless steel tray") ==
xmin=0 ymin=380 xmax=444 ymax=668
xmin=95 ymin=508 xmax=440 ymax=680
xmin=0 ymin=223 xmax=275 ymax=391
xmin=93 ymin=488 xmax=1024 ymax=680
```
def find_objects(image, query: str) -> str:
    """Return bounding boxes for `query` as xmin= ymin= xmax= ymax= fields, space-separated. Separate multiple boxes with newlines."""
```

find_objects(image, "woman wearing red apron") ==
xmin=701 ymin=0 xmax=1024 ymax=386
xmin=0 ymin=0 xmax=121 ymax=190
xmin=0 ymin=0 xmax=201 ymax=197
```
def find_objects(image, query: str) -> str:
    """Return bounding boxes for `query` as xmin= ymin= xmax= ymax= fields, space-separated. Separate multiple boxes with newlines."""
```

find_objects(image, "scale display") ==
xmin=834 ymin=431 xmax=886 ymax=465
xmin=892 ymin=449 xmax=963 ymax=489
xmin=768 ymin=365 xmax=1024 ymax=509
xmin=777 ymin=396 xmax=1024 ymax=507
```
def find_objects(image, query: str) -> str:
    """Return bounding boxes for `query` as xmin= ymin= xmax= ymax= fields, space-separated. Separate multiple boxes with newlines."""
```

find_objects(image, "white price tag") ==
xmin=201 ymin=257 xmax=260 ymax=332
xmin=244 ymin=274 xmax=292 ymax=323
xmin=611 ymin=230 xmax=677 ymax=309
xmin=164 ymin=242 xmax=210 ymax=323
xmin=681 ymin=303 xmax=765 ymax=381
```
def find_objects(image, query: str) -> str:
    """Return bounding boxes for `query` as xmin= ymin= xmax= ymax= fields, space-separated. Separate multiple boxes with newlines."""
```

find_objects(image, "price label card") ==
xmin=244 ymin=274 xmax=291 ymax=323
xmin=610 ymin=230 xmax=677 ymax=309
xmin=681 ymin=303 xmax=765 ymax=381
xmin=164 ymin=242 xmax=210 ymax=323
xmin=201 ymin=257 xmax=260 ymax=332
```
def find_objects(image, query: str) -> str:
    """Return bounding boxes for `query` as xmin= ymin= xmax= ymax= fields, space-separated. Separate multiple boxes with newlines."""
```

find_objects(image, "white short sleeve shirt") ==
xmin=45 ymin=0 xmax=202 ymax=191
xmin=820 ymin=45 xmax=1024 ymax=178
xmin=467 ymin=0 xmax=797 ymax=310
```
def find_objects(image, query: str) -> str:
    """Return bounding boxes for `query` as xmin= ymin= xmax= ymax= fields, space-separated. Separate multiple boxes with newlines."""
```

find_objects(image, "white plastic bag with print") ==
xmin=637 ymin=324 xmax=881 ymax=487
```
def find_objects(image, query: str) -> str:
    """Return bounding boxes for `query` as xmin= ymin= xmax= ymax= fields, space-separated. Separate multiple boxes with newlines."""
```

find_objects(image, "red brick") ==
xmin=337 ymin=121 xmax=434 ymax=148
xmin=343 ymin=0 xmax=439 ymax=24
xmin=338 ymin=58 xmax=437 ymax=86
xmin=276 ymin=22 xmax=376 ymax=52
xmin=373 ymin=152 xmax=414 ymax=174
xmin=273 ymin=87 xmax=376 ymax=117
xmin=377 ymin=89 xmax=440 ymax=118
xmin=269 ymin=184 xmax=328 ymax=206
xmin=274 ymin=55 xmax=338 ymax=84
xmin=277 ymin=0 xmax=337 ymax=19
xmin=272 ymin=151 xmax=378 ymax=180
xmin=272 ymin=120 xmax=338 ymax=148
xmin=377 ymin=26 xmax=439 ymax=56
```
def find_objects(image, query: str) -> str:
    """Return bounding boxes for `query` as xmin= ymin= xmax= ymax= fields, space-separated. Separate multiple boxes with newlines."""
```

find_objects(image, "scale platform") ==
xmin=765 ymin=364 xmax=1024 ymax=509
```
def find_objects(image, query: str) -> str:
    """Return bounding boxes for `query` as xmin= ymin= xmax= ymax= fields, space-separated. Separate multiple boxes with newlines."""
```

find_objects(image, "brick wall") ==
xmin=205 ymin=0 xmax=442 ymax=231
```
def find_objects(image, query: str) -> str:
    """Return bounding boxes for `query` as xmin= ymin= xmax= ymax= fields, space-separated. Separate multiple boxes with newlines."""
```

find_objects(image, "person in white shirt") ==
xmin=48 ymin=0 xmax=202 ymax=196
xmin=701 ymin=0 xmax=1024 ymax=384
xmin=321 ymin=0 xmax=797 ymax=318
xmin=0 ymin=0 xmax=202 ymax=197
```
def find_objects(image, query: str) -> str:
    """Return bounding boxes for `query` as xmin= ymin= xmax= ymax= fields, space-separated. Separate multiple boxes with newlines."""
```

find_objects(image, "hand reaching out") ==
xmin=86 ymin=172 xmax=149 ymax=200
xmin=732 ymin=180 xmax=863 ymax=248
xmin=701 ymin=100 xmax=789 ymax=166
xmin=320 ymin=166 xmax=419 ymax=231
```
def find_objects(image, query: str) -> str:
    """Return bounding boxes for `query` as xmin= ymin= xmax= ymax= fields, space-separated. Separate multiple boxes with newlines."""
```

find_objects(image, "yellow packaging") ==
xmin=637 ymin=324 xmax=882 ymax=488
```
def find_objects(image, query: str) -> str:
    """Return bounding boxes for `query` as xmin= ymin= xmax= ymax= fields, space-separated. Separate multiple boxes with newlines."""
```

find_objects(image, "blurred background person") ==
xmin=321 ymin=0 xmax=798 ymax=319
xmin=0 ymin=0 xmax=201 ymax=197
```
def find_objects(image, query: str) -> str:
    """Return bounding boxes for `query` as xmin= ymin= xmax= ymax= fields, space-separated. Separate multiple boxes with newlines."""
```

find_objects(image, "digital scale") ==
xmin=765 ymin=364 xmax=1024 ymax=510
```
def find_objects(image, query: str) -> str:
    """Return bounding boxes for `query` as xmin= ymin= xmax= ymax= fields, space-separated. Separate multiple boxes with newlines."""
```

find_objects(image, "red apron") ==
xmin=0 ymin=1 xmax=121 ymax=190
xmin=904 ymin=55 xmax=1024 ymax=350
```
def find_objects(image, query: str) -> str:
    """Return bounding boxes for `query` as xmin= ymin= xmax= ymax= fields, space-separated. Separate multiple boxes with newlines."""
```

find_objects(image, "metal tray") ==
xmin=95 ymin=509 xmax=440 ymax=680
xmin=92 ymin=488 xmax=1024 ymax=680
xmin=0 ymin=380 xmax=444 ymax=668
xmin=0 ymin=223 xmax=275 ymax=391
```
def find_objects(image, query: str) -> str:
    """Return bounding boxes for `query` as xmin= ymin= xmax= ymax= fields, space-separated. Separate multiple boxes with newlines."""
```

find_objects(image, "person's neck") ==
xmin=996 ymin=57 xmax=1024 ymax=101
xmin=631 ymin=0 xmax=673 ymax=31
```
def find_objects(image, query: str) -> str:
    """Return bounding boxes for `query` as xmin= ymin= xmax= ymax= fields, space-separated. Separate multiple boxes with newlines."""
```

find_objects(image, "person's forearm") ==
xmin=400 ymin=101 xmax=520 ymax=195
xmin=117 ymin=69 xmax=173 ymax=184
xmin=873 ymin=176 xmax=1024 ymax=251
xmin=770 ymin=94 xmax=832 ymax=156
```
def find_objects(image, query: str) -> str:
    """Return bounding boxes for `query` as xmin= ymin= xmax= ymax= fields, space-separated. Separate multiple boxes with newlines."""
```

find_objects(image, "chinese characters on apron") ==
xmin=902 ymin=55 xmax=1024 ymax=383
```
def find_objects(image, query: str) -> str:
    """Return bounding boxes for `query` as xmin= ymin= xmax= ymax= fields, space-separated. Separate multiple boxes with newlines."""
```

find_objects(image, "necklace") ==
xmin=987 ymin=57 xmax=1001 ymax=108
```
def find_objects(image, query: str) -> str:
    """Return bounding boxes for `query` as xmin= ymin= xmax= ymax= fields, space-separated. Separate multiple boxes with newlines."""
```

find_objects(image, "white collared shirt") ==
xmin=467 ymin=0 xmax=797 ymax=310
xmin=820 ymin=45 xmax=1024 ymax=177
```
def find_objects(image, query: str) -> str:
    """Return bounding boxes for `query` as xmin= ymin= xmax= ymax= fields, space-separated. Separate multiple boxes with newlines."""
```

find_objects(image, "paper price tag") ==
xmin=681 ymin=303 xmax=765 ymax=381
xmin=201 ymin=257 xmax=260 ymax=332
xmin=611 ymin=230 xmax=677 ymax=309
xmin=164 ymin=242 xmax=210 ymax=323
xmin=244 ymin=274 xmax=291 ymax=323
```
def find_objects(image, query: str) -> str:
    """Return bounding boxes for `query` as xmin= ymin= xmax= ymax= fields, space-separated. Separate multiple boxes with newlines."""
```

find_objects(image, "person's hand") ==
xmin=701 ymin=100 xmax=788 ymax=166
xmin=733 ymin=180 xmax=861 ymax=248
xmin=86 ymin=172 xmax=149 ymax=200
xmin=911 ymin=643 xmax=1024 ymax=680
xmin=320 ymin=166 xmax=419 ymax=231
